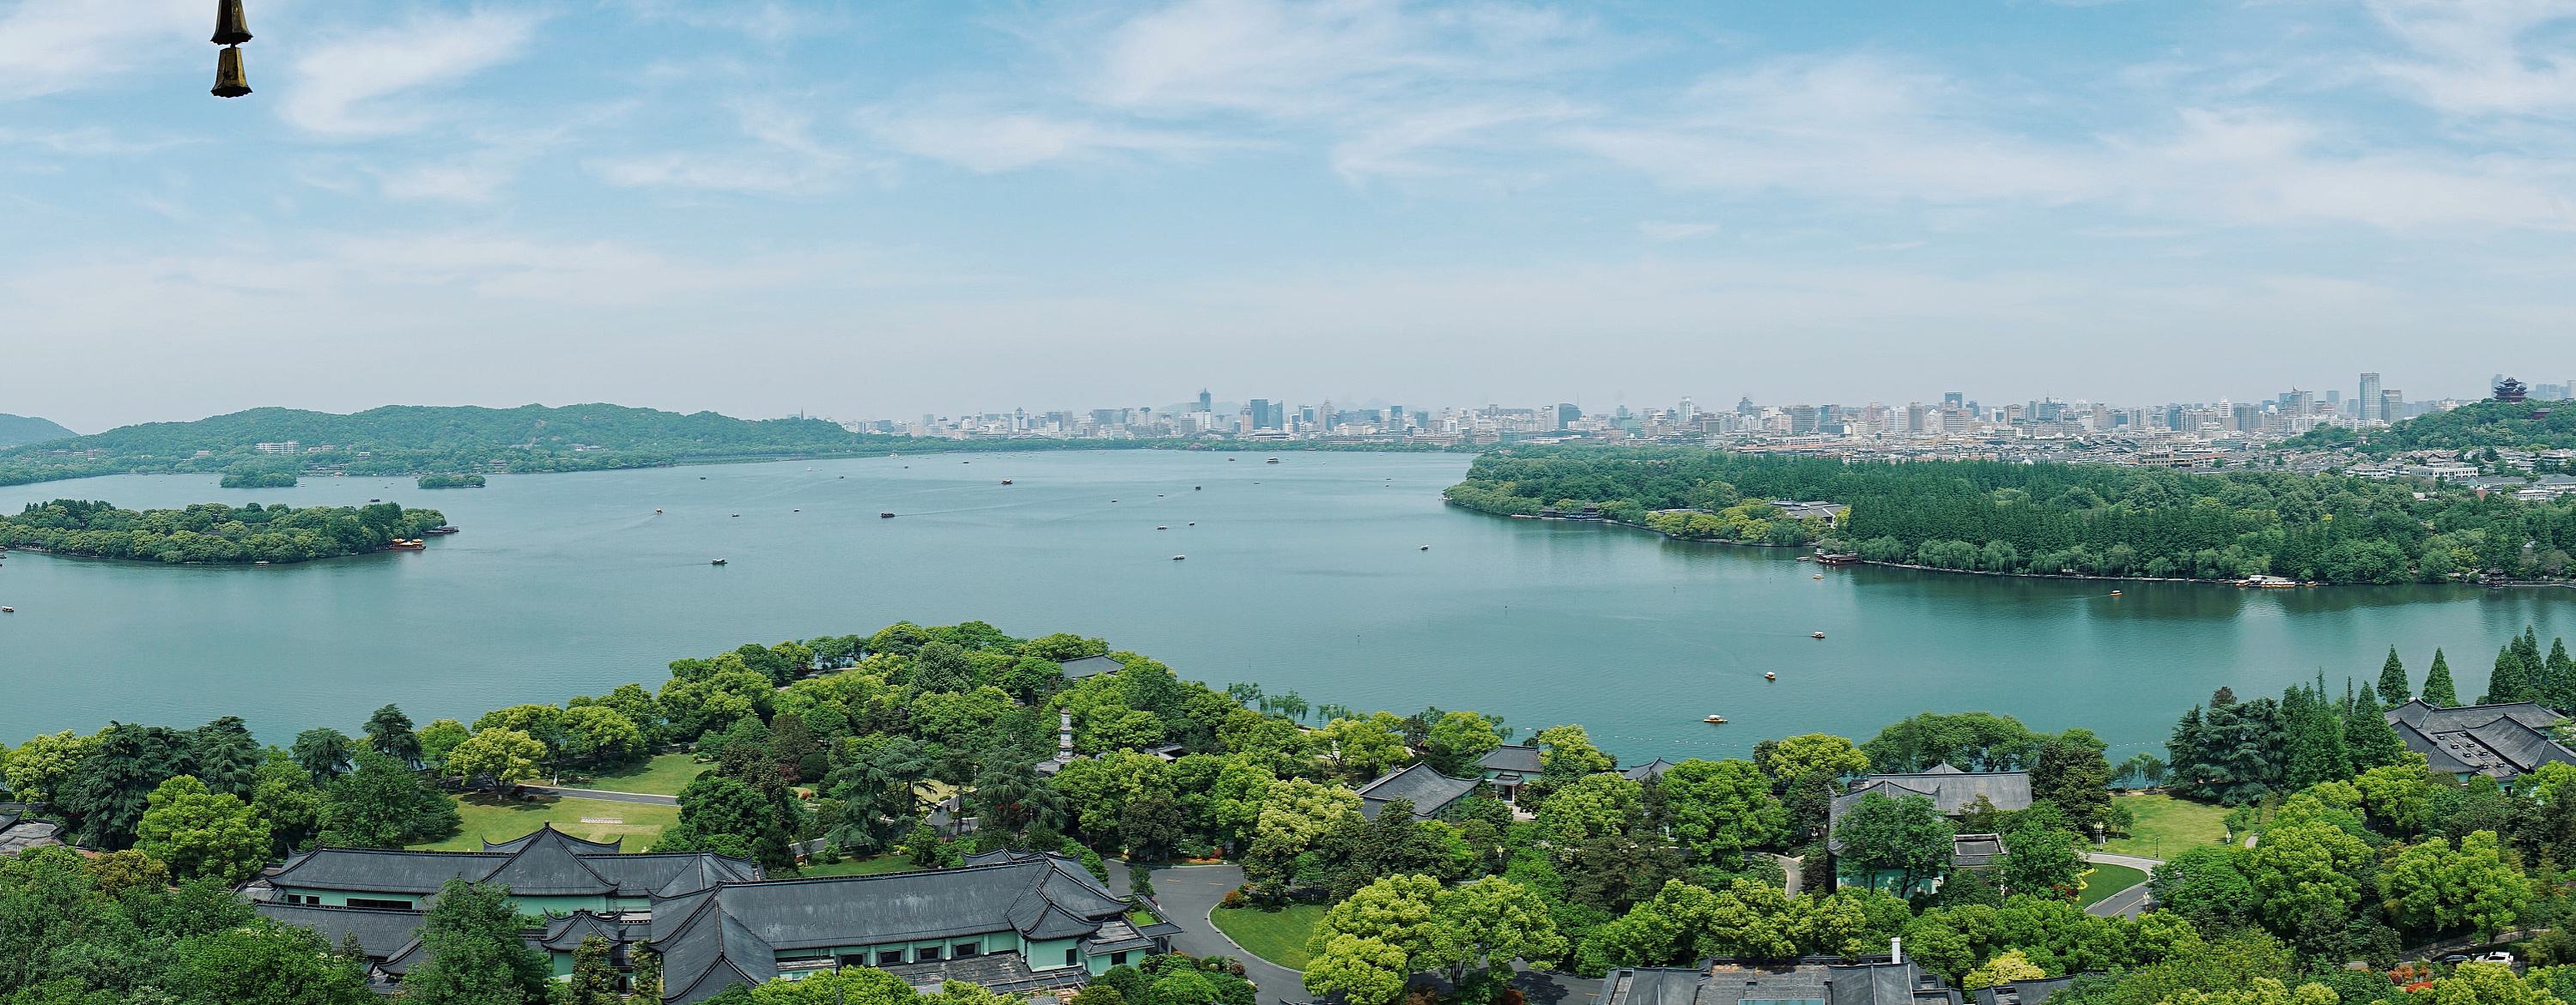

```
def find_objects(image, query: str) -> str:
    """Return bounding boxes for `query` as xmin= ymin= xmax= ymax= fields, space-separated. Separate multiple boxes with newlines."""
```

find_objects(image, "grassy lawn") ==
xmin=2100 ymin=793 xmax=2231 ymax=862
xmin=1210 ymin=905 xmax=1326 ymax=971
xmin=411 ymin=793 xmax=680 ymax=852
xmin=2076 ymin=863 xmax=2150 ymax=909
xmin=566 ymin=753 xmax=709 ymax=796
xmin=795 ymin=855 xmax=922 ymax=878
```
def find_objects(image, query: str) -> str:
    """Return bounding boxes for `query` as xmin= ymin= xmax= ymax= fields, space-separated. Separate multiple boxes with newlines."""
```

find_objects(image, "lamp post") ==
xmin=211 ymin=0 xmax=252 ymax=97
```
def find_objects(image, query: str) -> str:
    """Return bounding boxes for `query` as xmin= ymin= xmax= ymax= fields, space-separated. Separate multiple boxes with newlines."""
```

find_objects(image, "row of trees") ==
xmin=1444 ymin=446 xmax=2576 ymax=583
xmin=2287 ymin=401 xmax=2576 ymax=455
xmin=0 ymin=499 xmax=447 ymax=563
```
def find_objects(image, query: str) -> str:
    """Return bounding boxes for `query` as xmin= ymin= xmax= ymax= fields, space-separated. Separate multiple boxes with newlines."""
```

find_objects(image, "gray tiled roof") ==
xmin=1479 ymin=743 xmax=1543 ymax=775
xmin=1830 ymin=768 xmax=2031 ymax=822
xmin=2385 ymin=700 xmax=2576 ymax=780
xmin=1356 ymin=763 xmax=1479 ymax=820
xmin=487 ymin=825 xmax=621 ymax=854
xmin=1058 ymin=656 xmax=1125 ymax=680
xmin=1973 ymin=976 xmax=2088 ymax=1005
xmin=1625 ymin=759 xmax=1681 ymax=782
xmin=266 ymin=825 xmax=755 ymax=898
xmin=651 ymin=851 xmax=1129 ymax=1005
xmin=1605 ymin=961 xmax=1961 ymax=1005
xmin=252 ymin=902 xmax=429 ymax=960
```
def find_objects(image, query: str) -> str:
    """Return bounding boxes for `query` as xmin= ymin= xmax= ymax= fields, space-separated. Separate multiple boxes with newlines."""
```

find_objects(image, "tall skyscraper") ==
xmin=1248 ymin=398 xmax=1273 ymax=429
xmin=1941 ymin=391 xmax=1965 ymax=409
xmin=2359 ymin=372 xmax=2382 ymax=421
xmin=1194 ymin=389 xmax=1212 ymax=414
xmin=1556 ymin=403 xmax=1581 ymax=428
xmin=2381 ymin=389 xmax=2403 ymax=421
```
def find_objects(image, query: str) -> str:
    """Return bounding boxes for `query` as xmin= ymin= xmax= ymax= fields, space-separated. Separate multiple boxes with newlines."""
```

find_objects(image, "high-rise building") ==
xmin=1787 ymin=405 xmax=1821 ymax=434
xmin=1941 ymin=391 xmax=1965 ymax=409
xmin=2359 ymin=372 xmax=2382 ymax=421
xmin=1248 ymin=398 xmax=1273 ymax=430
xmin=1194 ymin=389 xmax=1212 ymax=414
xmin=2381 ymin=389 xmax=2404 ymax=421
xmin=1556 ymin=403 xmax=1581 ymax=429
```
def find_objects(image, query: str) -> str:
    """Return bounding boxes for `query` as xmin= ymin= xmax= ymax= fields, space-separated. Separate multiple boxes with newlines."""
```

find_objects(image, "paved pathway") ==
xmin=2083 ymin=851 xmax=2162 ymax=919
xmin=1149 ymin=863 xmax=1305 ymax=1004
xmin=521 ymin=784 xmax=679 ymax=806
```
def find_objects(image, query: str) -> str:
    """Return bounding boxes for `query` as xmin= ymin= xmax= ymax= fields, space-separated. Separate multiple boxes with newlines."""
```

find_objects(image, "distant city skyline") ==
xmin=7 ymin=2 xmax=2575 ymax=432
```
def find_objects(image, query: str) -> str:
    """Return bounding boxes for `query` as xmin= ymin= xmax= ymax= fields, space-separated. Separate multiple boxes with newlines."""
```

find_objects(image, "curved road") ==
xmin=1150 ymin=863 xmax=1307 ymax=1004
xmin=2084 ymin=851 xmax=2162 ymax=919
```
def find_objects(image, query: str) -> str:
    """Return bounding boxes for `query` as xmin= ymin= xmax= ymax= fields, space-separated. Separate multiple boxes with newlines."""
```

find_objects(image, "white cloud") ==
xmin=1637 ymin=221 xmax=1720 ymax=242
xmin=2366 ymin=0 xmax=2576 ymax=118
xmin=282 ymin=9 xmax=542 ymax=137
xmin=0 ymin=0 xmax=199 ymax=100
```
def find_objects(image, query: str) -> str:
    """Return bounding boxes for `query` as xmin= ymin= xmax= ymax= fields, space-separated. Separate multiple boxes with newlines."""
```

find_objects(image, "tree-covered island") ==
xmin=416 ymin=473 xmax=487 ymax=489
xmin=1446 ymin=446 xmax=2576 ymax=584
xmin=0 ymin=499 xmax=447 ymax=563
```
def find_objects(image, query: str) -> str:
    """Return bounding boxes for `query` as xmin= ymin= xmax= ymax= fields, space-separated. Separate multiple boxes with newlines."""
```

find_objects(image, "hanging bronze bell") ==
xmin=212 ymin=45 xmax=251 ymax=98
xmin=212 ymin=0 xmax=252 ymax=45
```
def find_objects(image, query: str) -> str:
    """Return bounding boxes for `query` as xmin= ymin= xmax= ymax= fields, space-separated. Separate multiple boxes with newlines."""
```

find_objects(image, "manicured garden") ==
xmin=569 ymin=752 xmax=708 ymax=796
xmin=2100 ymin=793 xmax=2230 ymax=861
xmin=413 ymin=792 xmax=680 ymax=851
xmin=1209 ymin=904 xmax=1327 ymax=970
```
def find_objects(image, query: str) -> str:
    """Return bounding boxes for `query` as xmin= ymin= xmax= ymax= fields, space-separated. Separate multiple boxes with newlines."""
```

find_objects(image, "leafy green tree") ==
xmin=1425 ymin=711 xmax=1504 ymax=776
xmin=363 ymin=705 xmax=422 ymax=766
xmin=1964 ymin=950 xmax=2045 ymax=990
xmin=1657 ymin=759 xmax=1786 ymax=863
xmin=1425 ymin=875 xmax=1568 ymax=989
xmin=2280 ymin=683 xmax=2352 ymax=791
xmin=1864 ymin=712 xmax=2043 ymax=772
xmin=659 ymin=773 xmax=794 ymax=868
xmin=1321 ymin=713 xmax=1412 ymax=781
xmin=2423 ymin=649 xmax=2459 ymax=706
xmin=1534 ymin=724 xmax=1615 ymax=787
xmin=1303 ymin=935 xmax=1410 ymax=1005
xmin=1243 ymin=779 xmax=1362 ymax=886
xmin=1997 ymin=812 xmax=2085 ymax=902
xmin=290 ymin=728 xmax=355 ymax=783
xmin=2423 ymin=963 xmax=2552 ymax=1005
xmin=2242 ymin=820 xmax=2371 ymax=934
xmin=58 ymin=722 xmax=194 ymax=850
xmin=136 ymin=776 xmax=268 ymax=884
xmin=319 ymin=751 xmax=461 ymax=848
xmin=2378 ymin=832 xmax=2530 ymax=939
xmin=1308 ymin=873 xmax=1443 ymax=962
xmin=1832 ymin=792 xmax=1954 ymax=893
xmin=399 ymin=879 xmax=551 ymax=1005
xmin=2031 ymin=730 xmax=2114 ymax=831
xmin=3 ymin=730 xmax=94 ymax=802
xmin=564 ymin=935 xmax=620 ymax=1005
xmin=187 ymin=717 xmax=263 ymax=797
xmin=252 ymin=750 xmax=325 ymax=857
xmin=2376 ymin=648 xmax=2411 ymax=706
xmin=443 ymin=728 xmax=544 ymax=786
xmin=1535 ymin=772 xmax=1643 ymax=856
xmin=169 ymin=918 xmax=375 ymax=1005
xmin=416 ymin=718 xmax=470 ymax=769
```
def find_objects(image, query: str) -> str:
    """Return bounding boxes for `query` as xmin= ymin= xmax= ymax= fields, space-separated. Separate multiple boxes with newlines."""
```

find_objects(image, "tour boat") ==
xmin=1703 ymin=715 xmax=1728 ymax=724
xmin=426 ymin=526 xmax=460 ymax=535
xmin=1157 ymin=526 xmax=1169 ymax=530
xmin=1795 ymin=556 xmax=1810 ymax=562
xmin=2109 ymin=590 xmax=2122 ymax=597
xmin=1194 ymin=486 xmax=1202 ymax=490
xmin=654 ymin=509 xmax=663 ymax=514
xmin=1267 ymin=457 xmax=1279 ymax=463
xmin=1 ymin=608 xmax=13 ymax=614
xmin=1001 ymin=480 xmax=1013 ymax=485
xmin=1419 ymin=545 xmax=1431 ymax=551
xmin=711 ymin=559 xmax=727 ymax=566
xmin=1811 ymin=632 xmax=1826 ymax=639
xmin=879 ymin=512 xmax=896 ymax=518
xmin=388 ymin=539 xmax=426 ymax=551
xmin=1187 ymin=522 xmax=1196 ymax=526
xmin=1765 ymin=672 xmax=1777 ymax=681
xmin=1814 ymin=573 xmax=1824 ymax=579
xmin=1171 ymin=554 xmax=1187 ymax=560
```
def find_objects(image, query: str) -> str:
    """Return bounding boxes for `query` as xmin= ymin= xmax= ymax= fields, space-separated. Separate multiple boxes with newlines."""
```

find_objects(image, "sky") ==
xmin=4 ymin=0 xmax=2575 ymax=433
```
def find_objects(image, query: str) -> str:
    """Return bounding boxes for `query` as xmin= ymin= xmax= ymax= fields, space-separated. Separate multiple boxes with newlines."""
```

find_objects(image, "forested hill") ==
xmin=2286 ymin=400 xmax=2576 ymax=455
xmin=0 ymin=403 xmax=876 ymax=487
xmin=0 ymin=414 xmax=76 ymax=448
xmin=1445 ymin=445 xmax=2576 ymax=584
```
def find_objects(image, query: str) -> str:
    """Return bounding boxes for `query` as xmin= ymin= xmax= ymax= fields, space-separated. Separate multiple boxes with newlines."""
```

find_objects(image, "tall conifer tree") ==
xmin=2422 ymin=649 xmax=2459 ymax=707
xmin=2376 ymin=647 xmax=2411 ymax=707
xmin=2482 ymin=645 xmax=2536 ymax=705
xmin=2343 ymin=687 xmax=2409 ymax=771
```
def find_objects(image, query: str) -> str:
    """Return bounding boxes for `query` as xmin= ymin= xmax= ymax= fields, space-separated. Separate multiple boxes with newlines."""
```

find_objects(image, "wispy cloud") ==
xmin=282 ymin=9 xmax=544 ymax=137
xmin=0 ymin=0 xmax=198 ymax=100
xmin=2366 ymin=0 xmax=2576 ymax=118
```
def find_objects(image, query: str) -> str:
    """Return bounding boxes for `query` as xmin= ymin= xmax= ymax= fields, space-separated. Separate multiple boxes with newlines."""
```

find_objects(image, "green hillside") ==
xmin=2287 ymin=399 xmax=2576 ymax=455
xmin=0 ymin=414 xmax=76 ymax=449
xmin=0 ymin=403 xmax=870 ymax=487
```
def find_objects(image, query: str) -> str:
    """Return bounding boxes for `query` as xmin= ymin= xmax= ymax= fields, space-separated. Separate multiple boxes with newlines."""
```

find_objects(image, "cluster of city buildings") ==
xmin=842 ymin=373 xmax=2570 ymax=464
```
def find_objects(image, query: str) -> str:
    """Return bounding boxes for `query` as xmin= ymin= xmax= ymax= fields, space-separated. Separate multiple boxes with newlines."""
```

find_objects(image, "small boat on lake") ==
xmin=710 ymin=559 xmax=727 ymax=566
xmin=1 ymin=607 xmax=13 ymax=614
xmin=1703 ymin=714 xmax=1728 ymax=724
xmin=1811 ymin=631 xmax=1826 ymax=639
xmin=1266 ymin=457 xmax=1279 ymax=463
xmin=388 ymin=539 xmax=426 ymax=551
xmin=1764 ymin=672 xmax=1777 ymax=681
xmin=1157 ymin=526 xmax=1169 ymax=530
xmin=1419 ymin=545 xmax=1430 ymax=551
xmin=426 ymin=525 xmax=460 ymax=535
xmin=879 ymin=512 xmax=896 ymax=518
xmin=1001 ymin=480 xmax=1013 ymax=485
xmin=1171 ymin=554 xmax=1187 ymax=560
xmin=2110 ymin=590 xmax=2123 ymax=597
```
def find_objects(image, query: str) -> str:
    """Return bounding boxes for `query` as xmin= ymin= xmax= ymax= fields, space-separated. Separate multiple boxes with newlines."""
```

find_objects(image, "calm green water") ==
xmin=3 ymin=452 xmax=2570 ymax=762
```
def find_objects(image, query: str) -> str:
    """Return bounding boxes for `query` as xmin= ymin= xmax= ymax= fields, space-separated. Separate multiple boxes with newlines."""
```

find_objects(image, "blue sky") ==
xmin=4 ymin=0 xmax=2573 ymax=431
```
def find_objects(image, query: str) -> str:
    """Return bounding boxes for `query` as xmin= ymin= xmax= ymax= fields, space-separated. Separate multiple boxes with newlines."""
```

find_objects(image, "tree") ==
xmin=1832 ymin=793 xmax=1953 ymax=893
xmin=2242 ymin=821 xmax=2371 ymax=934
xmin=252 ymin=750 xmax=325 ymax=857
xmin=58 ymin=721 xmax=194 ymax=850
xmin=399 ymin=879 xmax=552 ymax=1005
xmin=2481 ymin=645 xmax=2536 ymax=705
xmin=136 ymin=775 xmax=268 ymax=884
xmin=1964 ymin=949 xmax=2045 ymax=990
xmin=1425 ymin=711 xmax=1504 ymax=776
xmin=1118 ymin=791 xmax=1188 ymax=862
xmin=1657 ymin=759 xmax=1786 ymax=863
xmin=1426 ymin=876 xmax=1566 ymax=996
xmin=1535 ymin=772 xmax=1643 ymax=855
xmin=661 ymin=773 xmax=796 ymax=869
xmin=2149 ymin=846 xmax=2258 ymax=934
xmin=444 ymin=728 xmax=545 ymax=787
xmin=1303 ymin=935 xmax=1410 ymax=1005
xmin=1243 ymin=779 xmax=1362 ymax=887
xmin=2376 ymin=648 xmax=2411 ymax=706
xmin=558 ymin=705 xmax=646 ymax=766
xmin=169 ymin=919 xmax=376 ymax=1005
xmin=319 ymin=751 xmax=461 ymax=848
xmin=566 ymin=935 xmax=620 ymax=1005
xmin=1996 ymin=813 xmax=2085 ymax=902
xmin=187 ymin=717 xmax=263 ymax=797
xmin=416 ymin=718 xmax=470 ymax=769
xmin=2424 ymin=963 xmax=2553 ymax=1005
xmin=1309 ymin=873 xmax=1444 ymax=961
xmin=2031 ymin=731 xmax=2113 ymax=831
xmin=290 ymin=728 xmax=355 ymax=784
xmin=2280 ymin=683 xmax=2351 ymax=791
xmin=3 ymin=730 xmax=95 ymax=802
xmin=363 ymin=705 xmax=422 ymax=766
xmin=1534 ymin=725 xmax=1614 ymax=787
xmin=2342 ymin=687 xmax=2409 ymax=772
xmin=1321 ymin=713 xmax=1412 ymax=781
xmin=2378 ymin=832 xmax=2530 ymax=940
xmin=2423 ymin=649 xmax=2459 ymax=706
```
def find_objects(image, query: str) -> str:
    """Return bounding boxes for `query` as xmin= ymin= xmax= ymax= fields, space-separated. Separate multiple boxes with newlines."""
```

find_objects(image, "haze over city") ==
xmin=9 ymin=0 xmax=2576 ymax=431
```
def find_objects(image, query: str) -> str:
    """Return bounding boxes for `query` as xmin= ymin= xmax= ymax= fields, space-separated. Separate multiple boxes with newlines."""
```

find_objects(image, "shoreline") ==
xmin=1451 ymin=500 xmax=2576 ymax=590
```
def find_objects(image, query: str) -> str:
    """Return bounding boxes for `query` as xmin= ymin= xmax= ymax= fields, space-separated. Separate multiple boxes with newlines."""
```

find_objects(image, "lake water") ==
xmin=3 ymin=452 xmax=2570 ymax=763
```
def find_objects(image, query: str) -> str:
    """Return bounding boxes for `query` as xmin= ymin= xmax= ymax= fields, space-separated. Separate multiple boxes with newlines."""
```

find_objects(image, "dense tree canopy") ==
xmin=0 ymin=499 xmax=446 ymax=563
